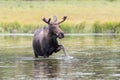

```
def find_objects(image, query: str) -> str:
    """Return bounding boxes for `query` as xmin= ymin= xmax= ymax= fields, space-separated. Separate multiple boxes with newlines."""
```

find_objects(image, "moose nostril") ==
xmin=61 ymin=33 xmax=64 ymax=38
xmin=58 ymin=32 xmax=64 ymax=39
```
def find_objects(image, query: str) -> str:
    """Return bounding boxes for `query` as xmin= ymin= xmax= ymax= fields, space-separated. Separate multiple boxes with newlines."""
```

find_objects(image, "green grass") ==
xmin=0 ymin=22 xmax=40 ymax=33
xmin=0 ymin=0 xmax=120 ymax=33
xmin=92 ymin=21 xmax=120 ymax=33
xmin=0 ymin=21 xmax=120 ymax=33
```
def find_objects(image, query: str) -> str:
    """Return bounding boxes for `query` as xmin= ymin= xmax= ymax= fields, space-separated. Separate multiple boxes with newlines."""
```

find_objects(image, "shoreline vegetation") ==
xmin=0 ymin=0 xmax=120 ymax=33
xmin=0 ymin=21 xmax=120 ymax=33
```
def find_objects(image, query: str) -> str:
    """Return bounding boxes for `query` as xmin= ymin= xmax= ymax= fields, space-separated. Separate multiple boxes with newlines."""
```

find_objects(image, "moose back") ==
xmin=33 ymin=16 xmax=67 ymax=58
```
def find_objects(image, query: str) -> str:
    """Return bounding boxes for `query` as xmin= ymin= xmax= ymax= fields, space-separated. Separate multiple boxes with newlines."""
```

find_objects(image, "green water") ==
xmin=0 ymin=35 xmax=120 ymax=80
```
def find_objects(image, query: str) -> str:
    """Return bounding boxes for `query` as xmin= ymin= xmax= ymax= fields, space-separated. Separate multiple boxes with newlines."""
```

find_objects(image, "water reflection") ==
xmin=33 ymin=59 xmax=59 ymax=80
xmin=0 ymin=35 xmax=120 ymax=80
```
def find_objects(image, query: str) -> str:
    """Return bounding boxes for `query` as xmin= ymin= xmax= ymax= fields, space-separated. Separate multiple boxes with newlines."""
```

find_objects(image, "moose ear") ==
xmin=58 ymin=16 xmax=67 ymax=24
xmin=53 ymin=16 xmax=57 ymax=22
xmin=42 ymin=18 xmax=51 ymax=24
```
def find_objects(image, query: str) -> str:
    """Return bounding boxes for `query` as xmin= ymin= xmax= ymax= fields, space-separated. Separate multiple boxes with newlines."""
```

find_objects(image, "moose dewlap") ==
xmin=33 ymin=16 xmax=67 ymax=58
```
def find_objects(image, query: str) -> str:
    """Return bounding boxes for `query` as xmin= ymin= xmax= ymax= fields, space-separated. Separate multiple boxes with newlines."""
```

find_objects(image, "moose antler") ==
xmin=58 ymin=16 xmax=67 ymax=24
xmin=42 ymin=18 xmax=51 ymax=24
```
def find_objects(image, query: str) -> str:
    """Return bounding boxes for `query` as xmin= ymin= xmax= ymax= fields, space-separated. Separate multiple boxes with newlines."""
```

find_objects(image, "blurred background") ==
xmin=0 ymin=1 xmax=120 ymax=80
xmin=0 ymin=0 xmax=120 ymax=33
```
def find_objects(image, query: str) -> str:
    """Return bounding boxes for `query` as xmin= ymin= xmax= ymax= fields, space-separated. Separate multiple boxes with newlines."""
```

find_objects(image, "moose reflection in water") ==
xmin=33 ymin=16 xmax=67 ymax=58
xmin=33 ymin=59 xmax=60 ymax=79
xmin=0 ymin=35 xmax=120 ymax=80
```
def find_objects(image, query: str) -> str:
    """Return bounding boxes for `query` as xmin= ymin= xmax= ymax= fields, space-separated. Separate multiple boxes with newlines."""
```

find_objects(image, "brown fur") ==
xmin=33 ymin=16 xmax=67 ymax=58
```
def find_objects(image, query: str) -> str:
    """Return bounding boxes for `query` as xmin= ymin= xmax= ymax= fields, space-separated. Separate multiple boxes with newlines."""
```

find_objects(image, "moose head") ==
xmin=42 ymin=16 xmax=67 ymax=39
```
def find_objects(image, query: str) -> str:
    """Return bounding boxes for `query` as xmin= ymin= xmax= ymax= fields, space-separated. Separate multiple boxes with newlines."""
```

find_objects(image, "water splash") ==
xmin=61 ymin=45 xmax=74 ymax=59
xmin=56 ymin=54 xmax=74 ymax=60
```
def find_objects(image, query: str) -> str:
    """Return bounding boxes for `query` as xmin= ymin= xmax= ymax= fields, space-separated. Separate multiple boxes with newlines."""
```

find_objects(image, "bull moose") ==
xmin=33 ymin=16 xmax=67 ymax=58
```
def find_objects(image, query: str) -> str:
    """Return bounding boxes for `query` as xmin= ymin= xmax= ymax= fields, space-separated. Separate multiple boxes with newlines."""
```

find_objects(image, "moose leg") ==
xmin=34 ymin=50 xmax=38 ymax=58
xmin=55 ymin=45 xmax=67 ymax=56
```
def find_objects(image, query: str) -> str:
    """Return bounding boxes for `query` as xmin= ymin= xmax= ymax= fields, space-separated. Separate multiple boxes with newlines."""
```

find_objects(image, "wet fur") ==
xmin=33 ymin=16 xmax=67 ymax=58
xmin=33 ymin=26 xmax=61 ymax=58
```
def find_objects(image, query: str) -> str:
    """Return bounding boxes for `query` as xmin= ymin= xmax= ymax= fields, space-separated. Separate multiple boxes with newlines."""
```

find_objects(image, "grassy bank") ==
xmin=0 ymin=21 xmax=120 ymax=33
xmin=0 ymin=0 xmax=120 ymax=33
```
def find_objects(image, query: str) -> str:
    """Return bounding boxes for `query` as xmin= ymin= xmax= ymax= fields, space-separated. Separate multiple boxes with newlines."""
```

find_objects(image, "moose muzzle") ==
xmin=58 ymin=32 xmax=64 ymax=39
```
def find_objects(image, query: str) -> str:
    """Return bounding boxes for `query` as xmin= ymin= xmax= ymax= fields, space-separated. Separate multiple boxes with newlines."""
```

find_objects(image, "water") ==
xmin=0 ymin=34 xmax=120 ymax=80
